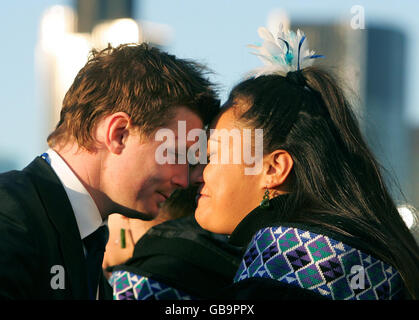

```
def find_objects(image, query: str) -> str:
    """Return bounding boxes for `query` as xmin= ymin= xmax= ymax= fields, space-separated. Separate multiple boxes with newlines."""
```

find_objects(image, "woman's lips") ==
xmin=196 ymin=186 xmax=209 ymax=204
xmin=195 ymin=193 xmax=209 ymax=204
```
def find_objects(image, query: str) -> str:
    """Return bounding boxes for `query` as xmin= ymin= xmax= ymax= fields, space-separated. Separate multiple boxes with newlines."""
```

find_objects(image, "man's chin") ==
xmin=112 ymin=204 xmax=157 ymax=221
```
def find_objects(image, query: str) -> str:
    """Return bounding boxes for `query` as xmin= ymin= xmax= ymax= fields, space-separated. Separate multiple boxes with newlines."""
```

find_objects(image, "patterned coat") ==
xmin=230 ymin=225 xmax=404 ymax=299
xmin=223 ymin=195 xmax=406 ymax=300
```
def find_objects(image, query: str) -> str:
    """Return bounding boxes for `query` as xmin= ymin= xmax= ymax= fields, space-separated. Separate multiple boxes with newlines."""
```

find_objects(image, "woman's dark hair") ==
xmin=159 ymin=185 xmax=198 ymax=220
xmin=227 ymin=67 xmax=419 ymax=299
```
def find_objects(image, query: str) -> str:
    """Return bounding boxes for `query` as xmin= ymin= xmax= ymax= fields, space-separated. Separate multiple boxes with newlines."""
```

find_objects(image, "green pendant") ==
xmin=260 ymin=189 xmax=270 ymax=208
xmin=120 ymin=228 xmax=126 ymax=249
xmin=260 ymin=198 xmax=270 ymax=208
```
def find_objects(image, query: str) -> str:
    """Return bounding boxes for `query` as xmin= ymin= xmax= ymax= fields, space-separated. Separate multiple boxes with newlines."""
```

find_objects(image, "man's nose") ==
xmin=189 ymin=164 xmax=205 ymax=186
xmin=171 ymin=165 xmax=189 ymax=189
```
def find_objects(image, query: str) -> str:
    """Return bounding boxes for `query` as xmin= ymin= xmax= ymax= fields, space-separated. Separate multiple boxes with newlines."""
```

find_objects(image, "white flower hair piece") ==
xmin=247 ymin=24 xmax=324 ymax=78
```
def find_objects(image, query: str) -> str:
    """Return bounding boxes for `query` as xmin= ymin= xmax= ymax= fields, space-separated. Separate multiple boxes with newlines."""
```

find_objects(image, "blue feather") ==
xmin=297 ymin=35 xmax=306 ymax=70
xmin=308 ymin=54 xmax=325 ymax=59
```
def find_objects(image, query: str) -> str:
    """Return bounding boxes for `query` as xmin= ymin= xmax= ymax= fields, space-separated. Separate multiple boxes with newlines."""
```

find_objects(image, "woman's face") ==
xmin=195 ymin=107 xmax=265 ymax=234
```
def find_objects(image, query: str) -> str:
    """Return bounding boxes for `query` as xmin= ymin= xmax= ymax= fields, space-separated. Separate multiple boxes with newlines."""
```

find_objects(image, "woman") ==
xmin=195 ymin=26 xmax=419 ymax=300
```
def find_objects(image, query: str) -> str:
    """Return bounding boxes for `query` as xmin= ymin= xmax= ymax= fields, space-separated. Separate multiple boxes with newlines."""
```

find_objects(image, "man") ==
xmin=0 ymin=43 xmax=219 ymax=299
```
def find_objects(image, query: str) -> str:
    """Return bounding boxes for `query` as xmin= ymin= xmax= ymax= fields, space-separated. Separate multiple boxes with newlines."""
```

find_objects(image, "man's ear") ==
xmin=263 ymin=150 xmax=294 ymax=189
xmin=98 ymin=112 xmax=131 ymax=154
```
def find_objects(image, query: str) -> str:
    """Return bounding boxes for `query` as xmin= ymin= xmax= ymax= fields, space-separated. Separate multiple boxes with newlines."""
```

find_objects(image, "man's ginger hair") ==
xmin=47 ymin=43 xmax=220 ymax=150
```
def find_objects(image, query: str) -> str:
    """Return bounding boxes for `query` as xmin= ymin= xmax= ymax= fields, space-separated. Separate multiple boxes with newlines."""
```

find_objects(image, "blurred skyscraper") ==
xmin=35 ymin=0 xmax=173 ymax=147
xmin=36 ymin=1 xmax=140 ymax=148
xmin=76 ymin=0 xmax=134 ymax=33
xmin=292 ymin=21 xmax=417 ymax=211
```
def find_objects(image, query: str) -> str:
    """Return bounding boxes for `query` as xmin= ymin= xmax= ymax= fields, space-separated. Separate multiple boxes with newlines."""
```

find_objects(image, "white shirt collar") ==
xmin=45 ymin=148 xmax=104 ymax=240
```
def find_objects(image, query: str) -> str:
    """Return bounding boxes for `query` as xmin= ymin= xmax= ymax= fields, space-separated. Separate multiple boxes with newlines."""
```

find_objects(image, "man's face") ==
xmin=103 ymin=106 xmax=203 ymax=219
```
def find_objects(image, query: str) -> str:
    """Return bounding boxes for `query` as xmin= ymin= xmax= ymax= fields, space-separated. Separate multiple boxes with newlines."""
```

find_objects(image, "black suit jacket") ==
xmin=0 ymin=157 xmax=111 ymax=299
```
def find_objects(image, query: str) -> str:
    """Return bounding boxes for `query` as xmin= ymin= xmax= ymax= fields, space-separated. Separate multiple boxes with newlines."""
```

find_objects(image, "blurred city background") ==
xmin=0 ymin=0 xmax=418 ymax=229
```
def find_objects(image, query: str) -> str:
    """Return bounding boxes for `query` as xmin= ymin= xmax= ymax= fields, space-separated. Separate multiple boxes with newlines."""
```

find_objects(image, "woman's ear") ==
xmin=263 ymin=150 xmax=294 ymax=189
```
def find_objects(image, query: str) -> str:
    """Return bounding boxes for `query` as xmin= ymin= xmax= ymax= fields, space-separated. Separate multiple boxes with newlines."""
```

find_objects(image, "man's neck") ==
xmin=53 ymin=143 xmax=110 ymax=220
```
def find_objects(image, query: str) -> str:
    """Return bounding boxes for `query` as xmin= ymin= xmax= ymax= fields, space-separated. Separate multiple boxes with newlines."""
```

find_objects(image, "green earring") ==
xmin=260 ymin=188 xmax=270 ymax=208
xmin=120 ymin=228 xmax=126 ymax=249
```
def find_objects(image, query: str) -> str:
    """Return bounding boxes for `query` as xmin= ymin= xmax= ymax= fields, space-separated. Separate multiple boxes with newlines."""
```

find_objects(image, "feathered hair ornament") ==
xmin=247 ymin=24 xmax=324 ymax=78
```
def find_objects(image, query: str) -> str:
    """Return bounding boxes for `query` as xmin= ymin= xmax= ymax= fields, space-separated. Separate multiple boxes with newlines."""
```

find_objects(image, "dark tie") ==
xmin=83 ymin=225 xmax=109 ymax=300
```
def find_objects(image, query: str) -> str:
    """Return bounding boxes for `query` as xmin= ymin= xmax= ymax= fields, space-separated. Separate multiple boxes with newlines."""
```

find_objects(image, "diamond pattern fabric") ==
xmin=234 ymin=226 xmax=404 ymax=300
xmin=109 ymin=271 xmax=195 ymax=300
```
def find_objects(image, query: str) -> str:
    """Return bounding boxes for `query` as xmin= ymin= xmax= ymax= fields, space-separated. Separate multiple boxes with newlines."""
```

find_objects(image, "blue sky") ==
xmin=1 ymin=0 xmax=419 ymax=170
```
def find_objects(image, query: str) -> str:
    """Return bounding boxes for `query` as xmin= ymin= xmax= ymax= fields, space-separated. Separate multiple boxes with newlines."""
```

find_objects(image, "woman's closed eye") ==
xmin=207 ymin=151 xmax=217 ymax=163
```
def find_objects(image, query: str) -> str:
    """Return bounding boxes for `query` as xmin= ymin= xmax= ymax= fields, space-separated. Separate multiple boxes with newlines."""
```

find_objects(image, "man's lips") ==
xmin=157 ymin=191 xmax=170 ymax=200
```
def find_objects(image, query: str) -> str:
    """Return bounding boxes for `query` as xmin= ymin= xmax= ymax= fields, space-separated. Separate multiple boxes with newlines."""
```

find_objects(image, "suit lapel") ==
xmin=99 ymin=270 xmax=114 ymax=300
xmin=24 ymin=157 xmax=89 ymax=299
